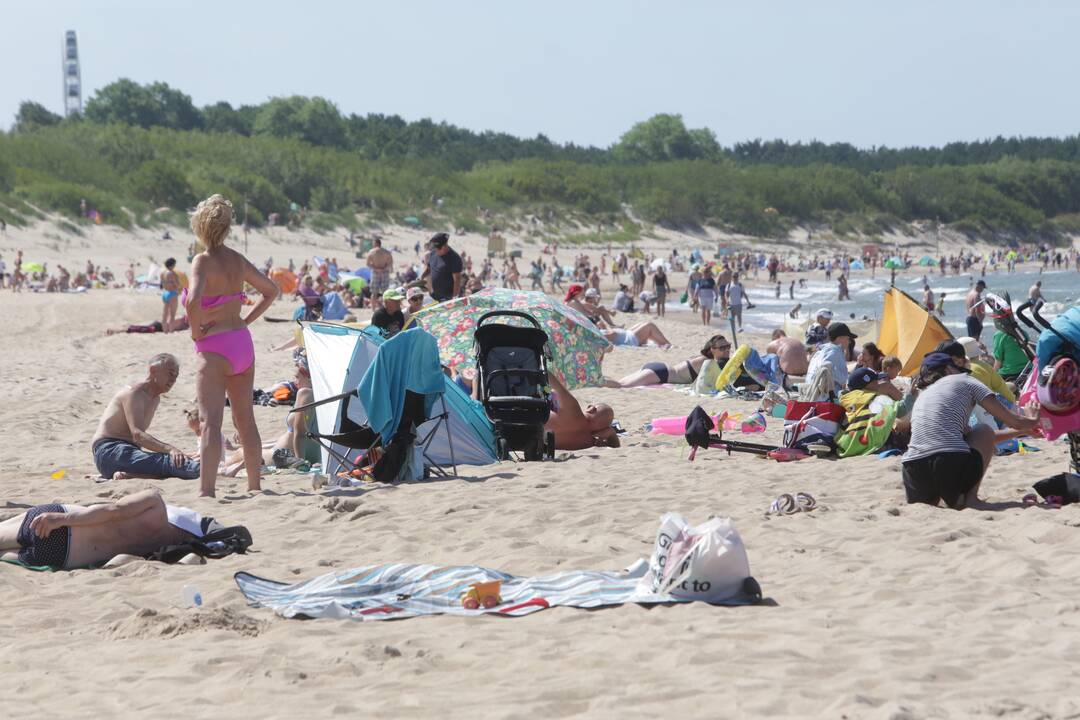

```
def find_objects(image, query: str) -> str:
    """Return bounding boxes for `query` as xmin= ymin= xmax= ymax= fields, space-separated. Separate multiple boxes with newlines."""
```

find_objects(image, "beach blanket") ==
xmin=235 ymin=561 xmax=760 ymax=621
xmin=236 ymin=514 xmax=761 ymax=621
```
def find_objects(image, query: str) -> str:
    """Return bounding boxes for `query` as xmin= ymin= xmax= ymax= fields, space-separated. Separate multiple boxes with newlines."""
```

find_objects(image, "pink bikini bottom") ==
xmin=195 ymin=327 xmax=255 ymax=375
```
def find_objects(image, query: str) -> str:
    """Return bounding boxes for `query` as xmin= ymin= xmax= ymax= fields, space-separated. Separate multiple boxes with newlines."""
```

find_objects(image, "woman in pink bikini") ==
xmin=185 ymin=195 xmax=279 ymax=497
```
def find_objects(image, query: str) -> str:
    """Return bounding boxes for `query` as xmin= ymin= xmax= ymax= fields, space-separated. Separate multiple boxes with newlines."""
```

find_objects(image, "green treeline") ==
xmin=3 ymin=79 xmax=1080 ymax=241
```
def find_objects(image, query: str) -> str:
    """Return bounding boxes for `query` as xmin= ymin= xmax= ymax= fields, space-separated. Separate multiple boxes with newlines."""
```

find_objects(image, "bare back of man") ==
xmin=66 ymin=501 xmax=190 ymax=567
xmin=767 ymin=336 xmax=810 ymax=376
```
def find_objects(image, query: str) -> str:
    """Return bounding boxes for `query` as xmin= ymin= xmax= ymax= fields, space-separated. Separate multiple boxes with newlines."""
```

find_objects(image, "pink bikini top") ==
xmin=179 ymin=288 xmax=244 ymax=308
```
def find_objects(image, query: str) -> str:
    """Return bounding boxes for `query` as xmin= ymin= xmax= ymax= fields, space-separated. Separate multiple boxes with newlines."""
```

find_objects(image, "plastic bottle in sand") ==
xmin=181 ymin=584 xmax=203 ymax=608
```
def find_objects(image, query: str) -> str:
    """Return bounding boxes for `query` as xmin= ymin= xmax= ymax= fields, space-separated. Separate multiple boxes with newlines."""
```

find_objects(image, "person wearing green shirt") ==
xmin=992 ymin=330 xmax=1028 ymax=381
xmin=956 ymin=336 xmax=1016 ymax=402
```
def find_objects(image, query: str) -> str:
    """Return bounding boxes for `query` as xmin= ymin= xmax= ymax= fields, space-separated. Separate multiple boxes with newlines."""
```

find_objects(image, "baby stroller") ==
xmin=474 ymin=310 xmax=555 ymax=461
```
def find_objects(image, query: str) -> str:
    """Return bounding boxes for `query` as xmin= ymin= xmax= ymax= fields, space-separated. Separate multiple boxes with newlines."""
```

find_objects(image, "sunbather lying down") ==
xmin=0 ymin=490 xmax=199 ymax=570
xmin=545 ymin=372 xmax=619 ymax=450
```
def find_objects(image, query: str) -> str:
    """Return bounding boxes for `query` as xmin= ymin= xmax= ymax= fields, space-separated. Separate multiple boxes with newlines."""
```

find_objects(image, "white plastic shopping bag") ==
xmin=638 ymin=513 xmax=752 ymax=603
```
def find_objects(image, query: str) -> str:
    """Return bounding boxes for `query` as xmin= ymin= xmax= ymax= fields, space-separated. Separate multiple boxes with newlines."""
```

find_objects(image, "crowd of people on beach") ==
xmin=5 ymin=197 xmax=1079 ymax=571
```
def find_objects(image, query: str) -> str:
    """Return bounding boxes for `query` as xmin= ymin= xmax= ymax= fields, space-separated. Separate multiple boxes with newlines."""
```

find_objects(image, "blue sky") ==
xmin=4 ymin=0 xmax=1079 ymax=148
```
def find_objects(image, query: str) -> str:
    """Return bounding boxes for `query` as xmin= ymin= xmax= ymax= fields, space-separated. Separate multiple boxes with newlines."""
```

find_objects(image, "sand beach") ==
xmin=2 ymin=220 xmax=1079 ymax=720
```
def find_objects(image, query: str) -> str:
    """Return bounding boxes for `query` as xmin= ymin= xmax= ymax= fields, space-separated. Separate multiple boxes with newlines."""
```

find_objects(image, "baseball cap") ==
xmin=406 ymin=287 xmax=424 ymax=300
xmin=828 ymin=322 xmax=856 ymax=341
xmin=955 ymin=336 xmax=982 ymax=360
xmin=382 ymin=288 xmax=405 ymax=301
xmin=848 ymin=366 xmax=888 ymax=390
xmin=584 ymin=288 xmax=600 ymax=299
xmin=564 ymin=283 xmax=585 ymax=302
xmin=921 ymin=351 xmax=970 ymax=373
xmin=428 ymin=232 xmax=449 ymax=248
xmin=815 ymin=308 xmax=834 ymax=320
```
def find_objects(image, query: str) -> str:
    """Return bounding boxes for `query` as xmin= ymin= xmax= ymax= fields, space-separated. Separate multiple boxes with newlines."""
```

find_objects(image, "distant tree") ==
xmin=203 ymin=101 xmax=254 ymax=135
xmin=85 ymin=79 xmax=203 ymax=130
xmin=13 ymin=101 xmax=63 ymax=133
xmin=612 ymin=113 xmax=699 ymax=162
xmin=254 ymin=96 xmax=346 ymax=147
xmin=146 ymin=82 xmax=203 ymax=131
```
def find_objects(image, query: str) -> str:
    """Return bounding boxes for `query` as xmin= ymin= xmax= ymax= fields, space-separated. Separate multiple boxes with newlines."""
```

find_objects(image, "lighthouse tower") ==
xmin=62 ymin=30 xmax=82 ymax=117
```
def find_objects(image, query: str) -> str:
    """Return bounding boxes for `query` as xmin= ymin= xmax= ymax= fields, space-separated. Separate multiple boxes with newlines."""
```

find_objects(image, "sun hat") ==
xmin=382 ymin=288 xmax=405 ymax=301
xmin=815 ymin=308 xmax=834 ymax=320
xmin=406 ymin=287 xmax=424 ymax=300
xmin=584 ymin=288 xmax=600 ymax=299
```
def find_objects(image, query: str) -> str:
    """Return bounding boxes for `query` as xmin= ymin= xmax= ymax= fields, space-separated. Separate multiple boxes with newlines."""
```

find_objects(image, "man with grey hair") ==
xmin=91 ymin=353 xmax=200 ymax=480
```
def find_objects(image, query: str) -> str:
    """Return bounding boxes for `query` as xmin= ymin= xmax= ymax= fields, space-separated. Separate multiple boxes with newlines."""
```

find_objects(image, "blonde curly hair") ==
xmin=190 ymin=194 xmax=233 ymax=248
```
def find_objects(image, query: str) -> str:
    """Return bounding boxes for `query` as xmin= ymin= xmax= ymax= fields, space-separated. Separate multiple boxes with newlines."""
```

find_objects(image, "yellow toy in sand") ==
xmin=715 ymin=344 xmax=751 ymax=390
xmin=461 ymin=580 xmax=503 ymax=609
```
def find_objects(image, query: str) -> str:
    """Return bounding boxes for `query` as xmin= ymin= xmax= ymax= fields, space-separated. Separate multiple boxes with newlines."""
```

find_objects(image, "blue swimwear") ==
xmin=162 ymin=290 xmax=178 ymax=303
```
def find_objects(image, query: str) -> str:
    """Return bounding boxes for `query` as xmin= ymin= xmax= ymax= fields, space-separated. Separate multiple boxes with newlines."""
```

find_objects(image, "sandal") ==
xmin=767 ymin=493 xmax=797 ymax=515
xmin=795 ymin=492 xmax=817 ymax=512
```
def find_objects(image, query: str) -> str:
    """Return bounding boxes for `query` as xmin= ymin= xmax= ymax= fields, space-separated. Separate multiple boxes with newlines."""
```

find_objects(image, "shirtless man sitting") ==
xmin=91 ymin=353 xmax=200 ymax=480
xmin=767 ymin=329 xmax=810 ymax=377
xmin=0 ymin=489 xmax=197 ymax=569
xmin=545 ymin=372 xmax=619 ymax=450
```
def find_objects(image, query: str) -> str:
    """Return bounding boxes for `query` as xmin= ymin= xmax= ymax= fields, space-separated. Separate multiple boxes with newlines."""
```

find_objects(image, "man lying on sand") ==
xmin=546 ymin=372 xmax=619 ymax=450
xmin=0 ymin=489 xmax=198 ymax=569
xmin=91 ymin=353 xmax=201 ymax=481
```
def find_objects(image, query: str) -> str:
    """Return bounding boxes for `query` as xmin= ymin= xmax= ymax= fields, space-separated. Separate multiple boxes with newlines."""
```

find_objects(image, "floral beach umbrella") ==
xmin=409 ymin=287 xmax=612 ymax=389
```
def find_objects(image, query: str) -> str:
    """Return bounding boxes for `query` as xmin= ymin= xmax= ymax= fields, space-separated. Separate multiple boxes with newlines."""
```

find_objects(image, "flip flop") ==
xmin=767 ymin=493 xmax=797 ymax=515
xmin=795 ymin=492 xmax=817 ymax=512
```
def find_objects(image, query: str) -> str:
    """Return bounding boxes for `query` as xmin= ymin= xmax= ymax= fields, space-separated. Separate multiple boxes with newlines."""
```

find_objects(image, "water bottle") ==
xmin=181 ymin=584 xmax=203 ymax=608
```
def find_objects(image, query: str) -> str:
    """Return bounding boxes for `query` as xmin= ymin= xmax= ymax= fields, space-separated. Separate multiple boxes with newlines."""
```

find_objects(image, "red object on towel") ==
xmin=783 ymin=401 xmax=845 ymax=423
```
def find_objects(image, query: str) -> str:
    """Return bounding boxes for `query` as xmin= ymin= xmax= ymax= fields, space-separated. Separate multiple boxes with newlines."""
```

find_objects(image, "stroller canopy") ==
xmin=302 ymin=322 xmax=498 ymax=470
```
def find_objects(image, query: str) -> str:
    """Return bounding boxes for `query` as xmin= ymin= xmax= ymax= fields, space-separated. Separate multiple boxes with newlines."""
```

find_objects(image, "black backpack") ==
xmin=146 ymin=524 xmax=254 ymax=564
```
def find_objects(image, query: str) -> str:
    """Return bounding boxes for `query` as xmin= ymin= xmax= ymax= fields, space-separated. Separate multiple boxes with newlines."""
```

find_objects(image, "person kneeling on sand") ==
xmin=901 ymin=352 xmax=1039 ymax=510
xmin=91 ymin=353 xmax=200 ymax=481
xmin=1 ymin=489 xmax=201 ymax=569
xmin=545 ymin=372 xmax=619 ymax=450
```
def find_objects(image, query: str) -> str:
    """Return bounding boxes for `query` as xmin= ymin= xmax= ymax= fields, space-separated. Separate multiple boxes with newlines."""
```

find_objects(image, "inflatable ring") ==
xmin=715 ymin=344 xmax=751 ymax=390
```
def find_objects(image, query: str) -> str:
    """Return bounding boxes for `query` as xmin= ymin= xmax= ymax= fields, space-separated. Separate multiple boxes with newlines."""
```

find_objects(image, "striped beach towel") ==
xmin=235 ymin=560 xmax=759 ymax=621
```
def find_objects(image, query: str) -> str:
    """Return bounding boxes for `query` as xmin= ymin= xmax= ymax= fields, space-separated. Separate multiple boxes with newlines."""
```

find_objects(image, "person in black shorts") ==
xmin=901 ymin=352 xmax=1039 ymax=509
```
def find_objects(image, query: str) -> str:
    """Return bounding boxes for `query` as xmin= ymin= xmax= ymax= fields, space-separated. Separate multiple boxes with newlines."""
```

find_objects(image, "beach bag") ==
xmin=638 ymin=513 xmax=759 ymax=604
xmin=783 ymin=401 xmax=845 ymax=452
xmin=146 ymin=525 xmax=254 ymax=564
xmin=680 ymin=291 xmax=689 ymax=304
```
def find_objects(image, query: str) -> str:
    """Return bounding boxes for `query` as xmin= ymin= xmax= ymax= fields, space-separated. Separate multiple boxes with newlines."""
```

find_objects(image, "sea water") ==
xmin=662 ymin=268 xmax=1079 ymax=336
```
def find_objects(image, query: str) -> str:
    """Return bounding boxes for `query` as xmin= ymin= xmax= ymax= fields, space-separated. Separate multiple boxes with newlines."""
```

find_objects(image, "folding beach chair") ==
xmin=290 ymin=388 xmax=457 ymax=482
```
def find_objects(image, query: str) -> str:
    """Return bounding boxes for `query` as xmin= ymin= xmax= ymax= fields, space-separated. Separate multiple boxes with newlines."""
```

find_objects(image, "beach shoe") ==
xmin=795 ymin=492 xmax=817 ymax=512
xmin=767 ymin=493 xmax=798 ymax=515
